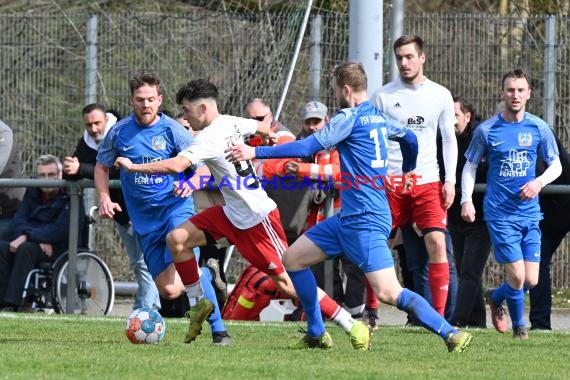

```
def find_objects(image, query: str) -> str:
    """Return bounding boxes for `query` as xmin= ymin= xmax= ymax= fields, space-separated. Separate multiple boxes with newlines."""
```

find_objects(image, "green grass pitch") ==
xmin=1 ymin=313 xmax=570 ymax=379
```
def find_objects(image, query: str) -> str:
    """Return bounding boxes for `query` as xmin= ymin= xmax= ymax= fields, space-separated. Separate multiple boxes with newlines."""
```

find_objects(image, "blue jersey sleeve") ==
xmin=464 ymin=123 xmax=488 ymax=164
xmin=169 ymin=119 xmax=195 ymax=152
xmin=538 ymin=123 xmax=560 ymax=164
xmin=383 ymin=112 xmax=408 ymax=140
xmin=96 ymin=125 xmax=119 ymax=168
xmin=313 ymin=109 xmax=354 ymax=149
xmin=383 ymin=113 xmax=418 ymax=172
xmin=393 ymin=129 xmax=418 ymax=172
xmin=255 ymin=134 xmax=324 ymax=159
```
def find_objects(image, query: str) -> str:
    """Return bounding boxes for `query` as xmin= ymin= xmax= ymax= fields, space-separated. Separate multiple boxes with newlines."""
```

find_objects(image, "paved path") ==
xmin=111 ymin=297 xmax=570 ymax=331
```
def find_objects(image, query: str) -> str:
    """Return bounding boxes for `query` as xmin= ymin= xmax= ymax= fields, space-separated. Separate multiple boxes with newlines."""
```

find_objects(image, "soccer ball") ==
xmin=125 ymin=307 xmax=166 ymax=344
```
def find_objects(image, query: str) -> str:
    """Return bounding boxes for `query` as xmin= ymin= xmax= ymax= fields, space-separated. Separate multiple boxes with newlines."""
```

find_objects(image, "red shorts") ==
xmin=387 ymin=182 xmax=447 ymax=231
xmin=190 ymin=205 xmax=288 ymax=276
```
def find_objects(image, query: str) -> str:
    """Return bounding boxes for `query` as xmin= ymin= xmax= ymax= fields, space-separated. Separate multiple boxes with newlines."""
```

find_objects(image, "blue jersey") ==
xmin=97 ymin=113 xmax=196 ymax=235
xmin=465 ymin=112 xmax=559 ymax=221
xmin=314 ymin=100 xmax=410 ymax=223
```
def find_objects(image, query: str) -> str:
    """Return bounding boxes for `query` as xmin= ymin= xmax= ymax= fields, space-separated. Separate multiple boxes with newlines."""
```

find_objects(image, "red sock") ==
xmin=364 ymin=278 xmax=379 ymax=309
xmin=319 ymin=294 xmax=341 ymax=320
xmin=174 ymin=258 xmax=200 ymax=286
xmin=429 ymin=262 xmax=449 ymax=316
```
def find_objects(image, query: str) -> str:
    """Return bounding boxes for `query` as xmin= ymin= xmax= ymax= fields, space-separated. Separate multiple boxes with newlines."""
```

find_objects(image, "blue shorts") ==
xmin=135 ymin=208 xmax=199 ymax=279
xmin=304 ymin=213 xmax=393 ymax=272
xmin=486 ymin=219 xmax=541 ymax=264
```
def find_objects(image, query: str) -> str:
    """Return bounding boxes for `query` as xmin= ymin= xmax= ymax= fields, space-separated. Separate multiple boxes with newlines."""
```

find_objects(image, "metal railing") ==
xmin=2 ymin=178 xmax=570 ymax=311
xmin=0 ymin=178 xmax=119 ymax=313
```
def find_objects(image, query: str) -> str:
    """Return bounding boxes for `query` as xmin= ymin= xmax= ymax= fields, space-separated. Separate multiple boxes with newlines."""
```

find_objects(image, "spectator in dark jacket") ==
xmin=447 ymin=96 xmax=491 ymax=328
xmin=529 ymin=131 xmax=570 ymax=329
xmin=0 ymin=154 xmax=84 ymax=311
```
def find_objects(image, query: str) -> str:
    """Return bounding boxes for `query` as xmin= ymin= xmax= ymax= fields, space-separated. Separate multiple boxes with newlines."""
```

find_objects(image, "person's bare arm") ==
xmin=94 ymin=162 xmax=122 ymax=218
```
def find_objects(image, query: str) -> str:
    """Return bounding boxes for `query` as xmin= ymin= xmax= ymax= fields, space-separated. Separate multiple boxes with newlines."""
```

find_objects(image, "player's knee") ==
xmin=424 ymin=232 xmax=446 ymax=259
xmin=525 ymin=278 xmax=538 ymax=289
xmin=507 ymin=274 xmax=526 ymax=290
xmin=377 ymin=289 xmax=397 ymax=306
xmin=159 ymin=284 xmax=184 ymax=300
xmin=281 ymin=254 xmax=294 ymax=270
xmin=166 ymin=230 xmax=185 ymax=255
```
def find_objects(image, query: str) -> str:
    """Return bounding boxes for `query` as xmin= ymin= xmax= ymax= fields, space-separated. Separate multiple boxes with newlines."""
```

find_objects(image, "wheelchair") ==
xmin=20 ymin=207 xmax=115 ymax=315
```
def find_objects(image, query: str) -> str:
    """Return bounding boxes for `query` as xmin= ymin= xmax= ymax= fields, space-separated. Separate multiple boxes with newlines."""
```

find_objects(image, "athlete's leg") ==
xmin=366 ymin=268 xmax=460 ymax=342
xmin=282 ymin=235 xmax=328 ymax=338
xmin=167 ymin=219 xmax=228 ymax=343
xmin=199 ymin=263 xmax=227 ymax=334
xmin=503 ymin=260 xmax=526 ymax=329
xmin=152 ymin=253 xmax=227 ymax=339
xmin=154 ymin=264 xmax=185 ymax=300
xmin=167 ymin=220 xmax=207 ymax=305
xmin=412 ymin=183 xmax=450 ymax=316
xmin=423 ymin=230 xmax=449 ymax=316
xmin=521 ymin=221 xmax=541 ymax=290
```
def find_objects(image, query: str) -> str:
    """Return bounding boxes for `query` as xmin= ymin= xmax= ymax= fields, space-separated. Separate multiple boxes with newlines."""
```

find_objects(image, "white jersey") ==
xmin=372 ymin=78 xmax=457 ymax=185
xmin=178 ymin=115 xmax=277 ymax=229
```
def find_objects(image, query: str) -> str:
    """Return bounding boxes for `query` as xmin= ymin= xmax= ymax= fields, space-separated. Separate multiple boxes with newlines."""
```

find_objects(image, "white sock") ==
xmin=331 ymin=307 xmax=355 ymax=332
xmin=185 ymin=283 xmax=203 ymax=307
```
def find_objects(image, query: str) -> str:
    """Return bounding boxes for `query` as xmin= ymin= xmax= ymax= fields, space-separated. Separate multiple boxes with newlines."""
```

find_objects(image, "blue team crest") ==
xmin=518 ymin=133 xmax=532 ymax=147
xmin=152 ymin=135 xmax=167 ymax=151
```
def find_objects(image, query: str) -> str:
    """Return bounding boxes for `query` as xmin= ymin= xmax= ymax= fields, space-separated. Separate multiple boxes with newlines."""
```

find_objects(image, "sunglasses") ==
xmin=249 ymin=113 xmax=268 ymax=122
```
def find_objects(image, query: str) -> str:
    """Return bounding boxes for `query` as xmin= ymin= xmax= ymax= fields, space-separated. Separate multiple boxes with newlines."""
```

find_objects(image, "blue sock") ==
xmin=200 ymin=266 xmax=226 ymax=333
xmin=491 ymin=282 xmax=508 ymax=305
xmin=505 ymin=283 xmax=525 ymax=328
xmin=396 ymin=288 xmax=457 ymax=340
xmin=287 ymin=268 xmax=325 ymax=338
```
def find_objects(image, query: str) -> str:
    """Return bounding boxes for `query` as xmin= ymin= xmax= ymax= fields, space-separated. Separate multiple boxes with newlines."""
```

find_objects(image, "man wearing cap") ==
xmin=282 ymin=101 xmax=366 ymax=319
xmin=243 ymin=98 xmax=296 ymax=180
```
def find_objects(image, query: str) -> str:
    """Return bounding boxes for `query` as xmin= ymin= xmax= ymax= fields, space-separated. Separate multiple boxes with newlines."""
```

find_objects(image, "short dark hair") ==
xmin=453 ymin=96 xmax=476 ymax=117
xmin=82 ymin=103 xmax=106 ymax=116
xmin=106 ymin=108 xmax=122 ymax=121
xmin=453 ymin=95 xmax=478 ymax=128
xmin=501 ymin=68 xmax=531 ymax=90
xmin=129 ymin=71 xmax=162 ymax=96
xmin=175 ymin=79 xmax=218 ymax=104
xmin=393 ymin=34 xmax=425 ymax=54
xmin=331 ymin=62 xmax=367 ymax=92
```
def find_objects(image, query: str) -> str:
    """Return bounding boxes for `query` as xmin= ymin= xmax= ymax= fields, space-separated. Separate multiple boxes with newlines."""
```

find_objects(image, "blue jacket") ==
xmin=11 ymin=187 xmax=84 ymax=250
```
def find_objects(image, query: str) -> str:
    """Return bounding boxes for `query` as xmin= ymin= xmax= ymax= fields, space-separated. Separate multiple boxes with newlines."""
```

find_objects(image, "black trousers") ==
xmin=312 ymin=256 xmax=365 ymax=313
xmin=0 ymin=241 xmax=58 ymax=307
xmin=529 ymin=231 xmax=567 ymax=330
xmin=448 ymin=223 xmax=491 ymax=328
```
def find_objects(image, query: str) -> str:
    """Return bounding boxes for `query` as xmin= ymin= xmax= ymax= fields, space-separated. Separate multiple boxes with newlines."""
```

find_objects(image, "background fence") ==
xmin=1 ymin=5 xmax=569 ymax=288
